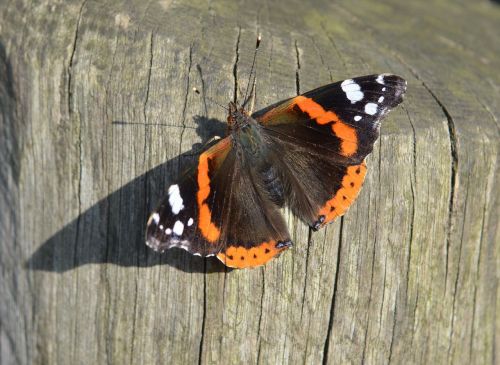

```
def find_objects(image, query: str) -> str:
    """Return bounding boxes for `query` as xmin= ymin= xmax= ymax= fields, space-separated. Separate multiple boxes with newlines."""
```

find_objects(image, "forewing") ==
xmin=257 ymin=74 xmax=406 ymax=164
xmin=145 ymin=137 xmax=232 ymax=257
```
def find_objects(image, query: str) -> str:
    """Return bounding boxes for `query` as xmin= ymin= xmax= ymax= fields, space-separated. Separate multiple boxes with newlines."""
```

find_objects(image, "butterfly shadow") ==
xmin=25 ymin=116 xmax=229 ymax=274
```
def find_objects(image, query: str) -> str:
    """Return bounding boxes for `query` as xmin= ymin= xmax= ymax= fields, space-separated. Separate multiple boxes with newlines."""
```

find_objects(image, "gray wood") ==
xmin=1 ymin=1 xmax=498 ymax=364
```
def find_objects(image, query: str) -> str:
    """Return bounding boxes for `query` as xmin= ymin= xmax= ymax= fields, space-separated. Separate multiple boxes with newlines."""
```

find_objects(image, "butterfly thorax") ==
xmin=226 ymin=102 xmax=286 ymax=206
xmin=227 ymin=101 xmax=265 ymax=157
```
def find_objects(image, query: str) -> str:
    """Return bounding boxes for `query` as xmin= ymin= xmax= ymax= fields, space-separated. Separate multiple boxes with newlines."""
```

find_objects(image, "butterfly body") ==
xmin=146 ymin=74 xmax=407 ymax=268
xmin=227 ymin=104 xmax=266 ymax=161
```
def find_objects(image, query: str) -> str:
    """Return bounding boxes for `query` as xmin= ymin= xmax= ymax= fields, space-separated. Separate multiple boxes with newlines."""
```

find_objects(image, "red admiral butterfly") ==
xmin=146 ymin=40 xmax=406 ymax=269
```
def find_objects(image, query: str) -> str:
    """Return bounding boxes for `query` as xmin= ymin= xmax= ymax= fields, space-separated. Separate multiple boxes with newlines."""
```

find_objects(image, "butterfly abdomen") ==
xmin=260 ymin=164 xmax=286 ymax=207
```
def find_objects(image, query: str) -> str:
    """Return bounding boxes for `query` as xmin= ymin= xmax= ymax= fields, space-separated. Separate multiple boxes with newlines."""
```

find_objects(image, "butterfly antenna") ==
xmin=242 ymin=34 xmax=261 ymax=108
xmin=112 ymin=121 xmax=199 ymax=128
xmin=192 ymin=87 xmax=228 ymax=111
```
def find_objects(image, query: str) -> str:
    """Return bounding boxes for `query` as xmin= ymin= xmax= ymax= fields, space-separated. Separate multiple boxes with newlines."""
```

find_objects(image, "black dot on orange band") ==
xmin=343 ymin=196 xmax=347 ymax=200
xmin=240 ymin=256 xmax=244 ymax=260
xmin=228 ymin=255 xmax=233 ymax=260
xmin=253 ymin=254 xmax=257 ymax=258
xmin=330 ymin=206 xmax=335 ymax=212
xmin=350 ymin=182 xmax=355 ymax=187
xmin=356 ymin=168 xmax=361 ymax=174
xmin=265 ymin=248 xmax=270 ymax=254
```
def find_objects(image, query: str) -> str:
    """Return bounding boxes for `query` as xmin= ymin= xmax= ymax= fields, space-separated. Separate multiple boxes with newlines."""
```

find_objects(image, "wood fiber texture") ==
xmin=0 ymin=1 xmax=498 ymax=364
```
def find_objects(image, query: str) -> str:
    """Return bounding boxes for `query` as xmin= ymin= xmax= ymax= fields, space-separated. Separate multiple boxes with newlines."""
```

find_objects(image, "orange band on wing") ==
xmin=217 ymin=240 xmax=288 ymax=269
xmin=318 ymin=161 xmax=367 ymax=225
xmin=196 ymin=139 xmax=231 ymax=242
xmin=294 ymin=96 xmax=358 ymax=156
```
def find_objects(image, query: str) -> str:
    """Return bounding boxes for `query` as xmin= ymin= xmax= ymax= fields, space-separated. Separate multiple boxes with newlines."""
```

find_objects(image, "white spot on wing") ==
xmin=382 ymin=87 xmax=386 ymax=91
xmin=151 ymin=213 xmax=160 ymax=224
xmin=376 ymin=75 xmax=385 ymax=85
xmin=378 ymin=96 xmax=384 ymax=103
xmin=365 ymin=103 xmax=378 ymax=115
xmin=165 ymin=228 xmax=172 ymax=235
xmin=168 ymin=184 xmax=184 ymax=215
xmin=187 ymin=218 xmax=194 ymax=226
xmin=173 ymin=221 xmax=184 ymax=236
xmin=341 ymin=79 xmax=364 ymax=104
xmin=354 ymin=115 xmax=362 ymax=122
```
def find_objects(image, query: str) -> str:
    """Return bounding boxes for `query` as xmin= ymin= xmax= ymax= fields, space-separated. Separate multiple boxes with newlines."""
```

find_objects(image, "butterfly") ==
xmin=145 ymin=70 xmax=406 ymax=269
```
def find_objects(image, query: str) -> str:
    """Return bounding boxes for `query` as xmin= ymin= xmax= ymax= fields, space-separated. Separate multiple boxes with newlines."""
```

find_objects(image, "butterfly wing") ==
xmin=256 ymin=74 xmax=406 ymax=229
xmin=146 ymin=138 xmax=232 ymax=257
xmin=146 ymin=136 xmax=292 ymax=268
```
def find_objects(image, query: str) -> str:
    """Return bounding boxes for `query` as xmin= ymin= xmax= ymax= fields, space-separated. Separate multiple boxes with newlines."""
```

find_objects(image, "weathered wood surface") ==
xmin=1 ymin=0 xmax=498 ymax=364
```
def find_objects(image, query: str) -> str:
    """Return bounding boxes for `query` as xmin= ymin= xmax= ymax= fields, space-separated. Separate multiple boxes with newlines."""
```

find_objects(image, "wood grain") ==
xmin=0 ymin=1 xmax=498 ymax=364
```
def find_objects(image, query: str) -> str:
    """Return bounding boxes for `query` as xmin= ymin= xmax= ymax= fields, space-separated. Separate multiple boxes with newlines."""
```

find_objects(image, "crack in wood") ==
xmin=68 ymin=0 xmax=86 ymax=210
xmin=309 ymin=35 xmax=333 ymax=82
xmin=195 ymin=64 xmax=208 ymax=117
xmin=198 ymin=260 xmax=207 ymax=365
xmin=256 ymin=268 xmax=265 ymax=364
xmin=104 ymin=35 xmax=119 ymax=127
xmin=300 ymin=228 xmax=313 ymax=320
xmin=17 ymin=0 xmax=36 ymax=56
xmin=448 ymin=173 xmax=470 ymax=362
xmin=475 ymin=96 xmax=500 ymax=133
xmin=360 ymin=128 xmax=385 ymax=364
xmin=69 ymin=0 xmax=87 ymax=279
xmin=144 ymin=32 xmax=154 ymax=123
xmin=378 ymin=254 xmax=388 ymax=335
xmin=418 ymin=83 xmax=458 ymax=288
xmin=324 ymin=32 xmax=347 ymax=70
xmin=178 ymin=43 xmax=193 ymax=166
xmin=322 ymin=218 xmax=344 ymax=365
xmin=402 ymin=105 xmax=417 ymax=311
xmin=142 ymin=31 xmax=155 ymax=219
xmin=132 ymin=30 xmax=157 ymax=364
xmin=388 ymin=294 xmax=398 ymax=364
xmin=393 ymin=54 xmax=459 ymax=291
xmin=67 ymin=0 xmax=86 ymax=117
xmin=468 ymin=136 xmax=490 ymax=363
xmin=129 ymin=269 xmax=139 ymax=364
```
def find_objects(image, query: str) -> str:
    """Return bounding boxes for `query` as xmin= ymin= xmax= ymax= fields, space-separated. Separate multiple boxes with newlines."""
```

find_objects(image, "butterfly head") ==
xmin=227 ymin=101 xmax=251 ymax=131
